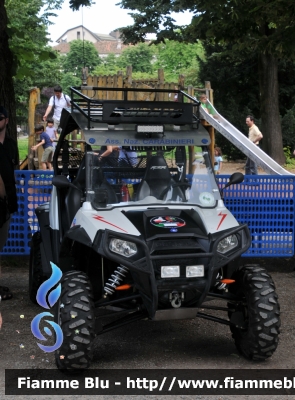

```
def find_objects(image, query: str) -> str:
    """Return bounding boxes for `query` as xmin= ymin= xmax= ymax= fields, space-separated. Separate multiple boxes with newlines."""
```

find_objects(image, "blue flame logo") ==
xmin=31 ymin=262 xmax=63 ymax=352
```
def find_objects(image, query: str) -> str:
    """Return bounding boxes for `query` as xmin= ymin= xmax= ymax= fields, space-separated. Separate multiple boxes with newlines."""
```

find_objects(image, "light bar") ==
xmin=161 ymin=265 xmax=180 ymax=278
xmin=137 ymin=125 xmax=164 ymax=133
xmin=186 ymin=265 xmax=204 ymax=277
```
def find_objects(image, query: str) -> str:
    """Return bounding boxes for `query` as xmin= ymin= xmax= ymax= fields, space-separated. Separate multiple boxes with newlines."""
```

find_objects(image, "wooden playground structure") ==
xmin=23 ymin=67 xmax=215 ymax=172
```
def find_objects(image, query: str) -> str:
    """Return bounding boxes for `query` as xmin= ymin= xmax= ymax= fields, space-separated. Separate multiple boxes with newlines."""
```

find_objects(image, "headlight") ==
xmin=109 ymin=238 xmax=137 ymax=257
xmin=217 ymin=235 xmax=238 ymax=254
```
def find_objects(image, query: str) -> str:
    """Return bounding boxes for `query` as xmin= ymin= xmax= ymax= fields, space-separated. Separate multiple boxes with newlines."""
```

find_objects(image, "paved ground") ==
xmin=0 ymin=256 xmax=294 ymax=399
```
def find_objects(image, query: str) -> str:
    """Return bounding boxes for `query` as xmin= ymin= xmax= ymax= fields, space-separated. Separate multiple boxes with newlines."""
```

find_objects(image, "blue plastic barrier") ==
xmin=218 ymin=174 xmax=295 ymax=257
xmin=1 ymin=170 xmax=53 ymax=255
xmin=1 ymin=172 xmax=294 ymax=257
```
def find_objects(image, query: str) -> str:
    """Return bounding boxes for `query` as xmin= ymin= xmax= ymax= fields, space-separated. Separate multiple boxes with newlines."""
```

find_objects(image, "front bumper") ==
xmin=65 ymin=223 xmax=251 ymax=319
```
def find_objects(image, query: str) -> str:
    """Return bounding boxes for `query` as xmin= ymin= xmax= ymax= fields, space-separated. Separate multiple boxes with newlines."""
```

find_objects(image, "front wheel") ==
xmin=55 ymin=271 xmax=96 ymax=371
xmin=228 ymin=264 xmax=280 ymax=361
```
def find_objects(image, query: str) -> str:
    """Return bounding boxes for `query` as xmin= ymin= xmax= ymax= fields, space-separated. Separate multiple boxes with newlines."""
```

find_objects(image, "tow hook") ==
xmin=170 ymin=291 xmax=184 ymax=308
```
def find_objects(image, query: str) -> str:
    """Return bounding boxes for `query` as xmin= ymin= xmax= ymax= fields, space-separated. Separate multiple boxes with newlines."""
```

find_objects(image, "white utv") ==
xmin=29 ymin=86 xmax=280 ymax=370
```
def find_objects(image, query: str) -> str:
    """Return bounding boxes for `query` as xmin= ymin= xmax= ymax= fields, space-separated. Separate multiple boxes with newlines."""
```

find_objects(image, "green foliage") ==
xmin=93 ymin=53 xmax=121 ymax=76
xmin=198 ymin=41 xmax=295 ymax=161
xmin=115 ymin=0 xmax=295 ymax=163
xmin=62 ymin=40 xmax=102 ymax=75
xmin=69 ymin=0 xmax=94 ymax=11
xmin=117 ymin=0 xmax=295 ymax=58
xmin=278 ymin=60 xmax=295 ymax=117
xmin=5 ymin=0 xmax=64 ymax=124
xmin=154 ymin=40 xmax=205 ymax=84
xmin=117 ymin=43 xmax=155 ymax=73
xmin=197 ymin=42 xmax=257 ymax=160
xmin=282 ymin=105 xmax=295 ymax=150
xmin=283 ymin=147 xmax=295 ymax=168
xmin=92 ymin=40 xmax=205 ymax=84
xmin=6 ymin=0 xmax=61 ymax=79
xmin=60 ymin=72 xmax=81 ymax=93
xmin=129 ymin=72 xmax=158 ymax=80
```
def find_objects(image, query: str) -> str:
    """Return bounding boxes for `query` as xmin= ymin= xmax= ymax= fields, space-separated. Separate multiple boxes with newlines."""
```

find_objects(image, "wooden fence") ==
xmin=81 ymin=67 xmax=184 ymax=101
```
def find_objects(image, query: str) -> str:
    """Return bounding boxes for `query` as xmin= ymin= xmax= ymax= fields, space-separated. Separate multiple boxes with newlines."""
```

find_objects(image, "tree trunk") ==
xmin=258 ymin=53 xmax=285 ymax=164
xmin=0 ymin=1 xmax=17 ymax=141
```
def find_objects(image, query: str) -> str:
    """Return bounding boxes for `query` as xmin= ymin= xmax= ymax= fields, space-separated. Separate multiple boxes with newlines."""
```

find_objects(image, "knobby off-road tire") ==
xmin=29 ymin=232 xmax=46 ymax=304
xmin=228 ymin=264 xmax=280 ymax=361
xmin=55 ymin=271 xmax=96 ymax=371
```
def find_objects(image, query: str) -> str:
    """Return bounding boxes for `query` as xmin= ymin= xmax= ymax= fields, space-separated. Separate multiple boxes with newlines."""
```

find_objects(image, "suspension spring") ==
xmin=104 ymin=265 xmax=129 ymax=296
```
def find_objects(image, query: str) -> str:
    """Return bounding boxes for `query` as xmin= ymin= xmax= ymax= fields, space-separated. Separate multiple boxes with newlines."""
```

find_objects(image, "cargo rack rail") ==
xmin=70 ymin=86 xmax=200 ymax=130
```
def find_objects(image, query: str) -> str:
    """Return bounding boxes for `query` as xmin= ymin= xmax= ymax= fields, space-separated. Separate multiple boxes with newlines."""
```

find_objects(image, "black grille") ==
xmin=150 ymin=238 xmax=207 ymax=255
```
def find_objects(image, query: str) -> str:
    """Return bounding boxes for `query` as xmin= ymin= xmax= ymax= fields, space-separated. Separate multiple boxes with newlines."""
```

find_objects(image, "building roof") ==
xmin=52 ymin=40 xmax=129 ymax=56
xmin=55 ymin=25 xmax=117 ymax=43
xmin=94 ymin=41 xmax=128 ymax=54
xmin=93 ymin=33 xmax=117 ymax=42
xmin=52 ymin=42 xmax=70 ymax=54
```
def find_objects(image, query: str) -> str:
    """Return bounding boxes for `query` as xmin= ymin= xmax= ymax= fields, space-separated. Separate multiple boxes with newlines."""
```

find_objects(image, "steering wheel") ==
xmin=158 ymin=182 xmax=191 ymax=200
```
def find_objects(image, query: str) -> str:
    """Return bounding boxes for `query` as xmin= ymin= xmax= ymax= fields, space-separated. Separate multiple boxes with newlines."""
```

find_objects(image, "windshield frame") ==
xmin=85 ymin=147 xmax=221 ymax=210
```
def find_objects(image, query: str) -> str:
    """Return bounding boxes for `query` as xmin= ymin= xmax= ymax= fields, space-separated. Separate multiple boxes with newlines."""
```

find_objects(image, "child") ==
xmin=45 ymin=118 xmax=58 ymax=149
xmin=31 ymin=124 xmax=53 ymax=170
xmin=199 ymin=94 xmax=219 ymax=119
xmin=214 ymin=147 xmax=223 ymax=175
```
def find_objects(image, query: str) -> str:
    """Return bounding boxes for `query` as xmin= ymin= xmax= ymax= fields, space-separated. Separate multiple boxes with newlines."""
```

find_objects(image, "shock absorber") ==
xmin=104 ymin=265 xmax=129 ymax=297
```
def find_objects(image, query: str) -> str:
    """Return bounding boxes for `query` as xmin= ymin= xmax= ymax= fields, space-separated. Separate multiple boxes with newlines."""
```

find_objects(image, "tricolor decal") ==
xmin=151 ymin=216 xmax=186 ymax=228
xmin=93 ymin=215 xmax=128 ymax=232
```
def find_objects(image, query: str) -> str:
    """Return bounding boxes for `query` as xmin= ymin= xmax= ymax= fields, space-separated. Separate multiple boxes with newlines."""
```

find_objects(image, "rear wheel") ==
xmin=29 ymin=232 xmax=46 ymax=304
xmin=55 ymin=271 xmax=96 ymax=371
xmin=228 ymin=264 xmax=280 ymax=361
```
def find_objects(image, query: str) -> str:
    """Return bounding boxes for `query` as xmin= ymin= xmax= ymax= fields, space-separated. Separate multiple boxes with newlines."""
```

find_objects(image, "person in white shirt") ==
xmin=43 ymin=85 xmax=71 ymax=130
xmin=245 ymin=115 xmax=263 ymax=175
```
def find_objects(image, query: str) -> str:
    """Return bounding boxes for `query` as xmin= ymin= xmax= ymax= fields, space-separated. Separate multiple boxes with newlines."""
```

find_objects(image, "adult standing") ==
xmin=0 ymin=106 xmax=19 ymax=300
xmin=43 ymin=85 xmax=71 ymax=130
xmin=245 ymin=115 xmax=263 ymax=175
xmin=98 ymin=145 xmax=120 ymax=166
xmin=119 ymin=147 xmax=138 ymax=167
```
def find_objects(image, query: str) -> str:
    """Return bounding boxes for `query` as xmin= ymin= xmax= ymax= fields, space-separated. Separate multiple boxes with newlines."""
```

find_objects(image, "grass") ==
xmin=17 ymin=138 xmax=29 ymax=162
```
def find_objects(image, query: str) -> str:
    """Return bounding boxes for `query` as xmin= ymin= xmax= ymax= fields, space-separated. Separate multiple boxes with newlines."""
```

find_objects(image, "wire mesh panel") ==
xmin=0 ymin=171 xmax=53 ymax=255
xmin=1 ymin=173 xmax=295 ymax=257
xmin=218 ymin=175 xmax=295 ymax=257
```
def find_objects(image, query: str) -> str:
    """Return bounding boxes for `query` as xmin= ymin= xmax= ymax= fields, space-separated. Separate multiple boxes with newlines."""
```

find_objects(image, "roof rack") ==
xmin=70 ymin=86 xmax=200 ymax=129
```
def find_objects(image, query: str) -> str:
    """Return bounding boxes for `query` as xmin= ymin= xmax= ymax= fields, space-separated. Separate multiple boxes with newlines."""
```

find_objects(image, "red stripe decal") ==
xmin=217 ymin=211 xmax=227 ymax=230
xmin=93 ymin=215 xmax=128 ymax=232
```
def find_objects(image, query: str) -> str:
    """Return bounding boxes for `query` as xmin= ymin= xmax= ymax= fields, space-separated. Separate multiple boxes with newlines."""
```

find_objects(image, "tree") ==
xmin=0 ymin=0 xmax=93 ymax=139
xmin=117 ymin=0 xmax=295 ymax=164
xmin=282 ymin=106 xmax=295 ymax=151
xmin=117 ymin=43 xmax=155 ymax=73
xmin=93 ymin=41 xmax=204 ymax=83
xmin=198 ymin=41 xmax=295 ymax=160
xmin=93 ymin=53 xmax=120 ymax=76
xmin=60 ymin=72 xmax=81 ymax=94
xmin=1 ymin=0 xmax=64 ymax=138
xmin=1 ymin=2 xmax=18 ymax=137
xmin=154 ymin=40 xmax=204 ymax=84
xmin=62 ymin=40 xmax=101 ymax=76
xmin=197 ymin=41 xmax=259 ymax=160
xmin=6 ymin=0 xmax=64 ymax=124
